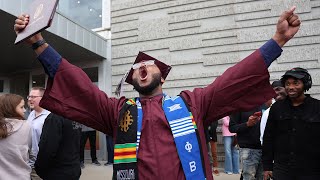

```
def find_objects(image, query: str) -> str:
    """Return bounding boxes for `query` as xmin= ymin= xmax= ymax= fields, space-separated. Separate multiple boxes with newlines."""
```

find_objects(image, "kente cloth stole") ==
xmin=113 ymin=95 xmax=206 ymax=180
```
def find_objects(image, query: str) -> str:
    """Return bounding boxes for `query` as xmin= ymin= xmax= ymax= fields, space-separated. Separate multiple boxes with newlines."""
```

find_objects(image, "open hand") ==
xmin=273 ymin=6 xmax=301 ymax=47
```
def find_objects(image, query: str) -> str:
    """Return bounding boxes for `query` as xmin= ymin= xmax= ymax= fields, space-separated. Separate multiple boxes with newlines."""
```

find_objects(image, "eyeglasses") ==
xmin=132 ymin=60 xmax=155 ymax=70
xmin=27 ymin=96 xmax=42 ymax=99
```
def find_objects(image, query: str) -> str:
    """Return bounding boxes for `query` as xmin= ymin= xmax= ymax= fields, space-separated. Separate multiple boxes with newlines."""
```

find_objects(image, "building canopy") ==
xmin=0 ymin=9 xmax=106 ymax=77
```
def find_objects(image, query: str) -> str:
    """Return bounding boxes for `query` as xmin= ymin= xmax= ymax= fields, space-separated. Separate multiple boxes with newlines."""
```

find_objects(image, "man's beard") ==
xmin=132 ymin=73 xmax=162 ymax=95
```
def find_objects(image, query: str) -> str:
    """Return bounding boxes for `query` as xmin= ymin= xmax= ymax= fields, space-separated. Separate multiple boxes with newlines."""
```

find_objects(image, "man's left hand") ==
xmin=273 ymin=6 xmax=301 ymax=47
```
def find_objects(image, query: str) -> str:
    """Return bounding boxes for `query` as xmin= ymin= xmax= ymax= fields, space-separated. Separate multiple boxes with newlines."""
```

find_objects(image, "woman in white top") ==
xmin=0 ymin=94 xmax=32 ymax=180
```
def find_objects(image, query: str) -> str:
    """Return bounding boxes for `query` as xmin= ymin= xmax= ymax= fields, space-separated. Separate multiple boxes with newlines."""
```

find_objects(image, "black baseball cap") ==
xmin=282 ymin=67 xmax=307 ymax=80
xmin=271 ymin=80 xmax=283 ymax=88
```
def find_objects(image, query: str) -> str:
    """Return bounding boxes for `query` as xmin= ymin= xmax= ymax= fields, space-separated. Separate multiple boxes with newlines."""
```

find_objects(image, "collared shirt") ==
xmin=27 ymin=109 xmax=51 ymax=168
xmin=260 ymin=99 xmax=276 ymax=145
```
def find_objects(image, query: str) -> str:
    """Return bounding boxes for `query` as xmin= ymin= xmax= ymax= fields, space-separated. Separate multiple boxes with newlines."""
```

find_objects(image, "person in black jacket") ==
xmin=262 ymin=68 xmax=320 ymax=180
xmin=229 ymin=104 xmax=268 ymax=180
xmin=208 ymin=120 xmax=220 ymax=175
xmin=35 ymin=113 xmax=82 ymax=180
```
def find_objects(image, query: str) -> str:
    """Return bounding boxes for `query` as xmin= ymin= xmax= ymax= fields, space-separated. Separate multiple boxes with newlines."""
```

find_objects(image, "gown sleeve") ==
xmin=181 ymin=49 xmax=276 ymax=126
xmin=40 ymin=58 xmax=126 ymax=136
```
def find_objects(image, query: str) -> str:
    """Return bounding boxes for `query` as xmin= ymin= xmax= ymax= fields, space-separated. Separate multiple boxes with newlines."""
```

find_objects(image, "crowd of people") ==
xmin=0 ymin=87 xmax=114 ymax=180
xmin=0 ymin=5 xmax=319 ymax=180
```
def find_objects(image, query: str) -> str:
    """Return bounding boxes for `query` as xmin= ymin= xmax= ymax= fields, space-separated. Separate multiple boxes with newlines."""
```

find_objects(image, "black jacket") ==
xmin=35 ymin=113 xmax=82 ymax=180
xmin=262 ymin=95 xmax=320 ymax=175
xmin=208 ymin=120 xmax=219 ymax=142
xmin=229 ymin=105 xmax=266 ymax=149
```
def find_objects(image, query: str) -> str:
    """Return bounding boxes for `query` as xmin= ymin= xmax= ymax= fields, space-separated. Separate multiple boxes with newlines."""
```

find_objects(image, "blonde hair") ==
xmin=31 ymin=87 xmax=46 ymax=96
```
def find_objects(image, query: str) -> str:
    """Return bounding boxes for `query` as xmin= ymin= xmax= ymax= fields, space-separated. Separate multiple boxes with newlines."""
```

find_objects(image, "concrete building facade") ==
xmin=110 ymin=0 xmax=320 ymax=99
xmin=110 ymin=0 xmax=320 ymax=166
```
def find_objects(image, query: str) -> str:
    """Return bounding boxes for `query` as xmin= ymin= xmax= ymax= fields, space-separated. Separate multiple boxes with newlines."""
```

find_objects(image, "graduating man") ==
xmin=14 ymin=7 xmax=300 ymax=180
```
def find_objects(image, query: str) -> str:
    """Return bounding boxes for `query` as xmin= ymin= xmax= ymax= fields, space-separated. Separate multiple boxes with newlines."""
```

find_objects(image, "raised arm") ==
xmin=14 ymin=15 xmax=124 ymax=136
xmin=38 ymin=54 xmax=123 ymax=136
xmin=181 ymin=7 xmax=300 ymax=124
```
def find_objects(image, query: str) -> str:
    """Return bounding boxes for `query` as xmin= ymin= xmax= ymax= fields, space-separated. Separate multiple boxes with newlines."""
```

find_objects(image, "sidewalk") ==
xmin=80 ymin=161 xmax=240 ymax=180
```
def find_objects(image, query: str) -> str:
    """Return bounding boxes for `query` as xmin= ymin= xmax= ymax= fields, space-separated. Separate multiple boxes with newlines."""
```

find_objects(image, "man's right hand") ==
xmin=263 ymin=171 xmax=273 ymax=180
xmin=14 ymin=14 xmax=43 ymax=45
xmin=246 ymin=111 xmax=262 ymax=127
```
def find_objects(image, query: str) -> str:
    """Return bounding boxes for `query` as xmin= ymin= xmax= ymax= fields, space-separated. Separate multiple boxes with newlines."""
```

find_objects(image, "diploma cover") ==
xmin=14 ymin=0 xmax=59 ymax=44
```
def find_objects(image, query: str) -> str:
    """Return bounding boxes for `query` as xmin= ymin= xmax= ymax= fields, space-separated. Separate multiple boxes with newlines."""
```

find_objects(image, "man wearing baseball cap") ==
xmin=260 ymin=80 xmax=287 ymax=145
xmin=262 ymin=68 xmax=320 ymax=180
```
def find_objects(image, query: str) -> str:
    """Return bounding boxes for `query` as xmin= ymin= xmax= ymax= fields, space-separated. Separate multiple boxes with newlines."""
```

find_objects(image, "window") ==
xmin=58 ymin=0 xmax=102 ymax=29
xmin=32 ymin=74 xmax=46 ymax=88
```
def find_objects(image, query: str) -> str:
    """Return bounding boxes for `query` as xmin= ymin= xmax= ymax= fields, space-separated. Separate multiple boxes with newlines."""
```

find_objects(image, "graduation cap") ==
xmin=115 ymin=52 xmax=172 ymax=96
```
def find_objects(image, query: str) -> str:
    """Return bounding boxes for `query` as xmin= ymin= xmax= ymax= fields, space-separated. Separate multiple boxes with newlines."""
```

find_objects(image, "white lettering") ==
xmin=185 ymin=142 xmax=193 ymax=152
xmin=171 ymin=96 xmax=180 ymax=101
xmin=116 ymin=169 xmax=135 ymax=180
xmin=168 ymin=104 xmax=182 ymax=112
xmin=189 ymin=161 xmax=196 ymax=172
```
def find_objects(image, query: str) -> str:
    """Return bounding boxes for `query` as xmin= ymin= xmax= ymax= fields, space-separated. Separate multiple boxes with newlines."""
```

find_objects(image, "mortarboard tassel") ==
xmin=115 ymin=71 xmax=129 ymax=97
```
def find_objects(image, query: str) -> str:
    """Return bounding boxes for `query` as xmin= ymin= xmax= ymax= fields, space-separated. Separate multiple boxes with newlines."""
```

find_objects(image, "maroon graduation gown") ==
xmin=40 ymin=49 xmax=275 ymax=180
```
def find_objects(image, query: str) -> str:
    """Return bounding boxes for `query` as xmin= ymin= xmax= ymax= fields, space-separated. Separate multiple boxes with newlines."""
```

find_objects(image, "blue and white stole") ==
xmin=136 ymin=94 xmax=206 ymax=180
